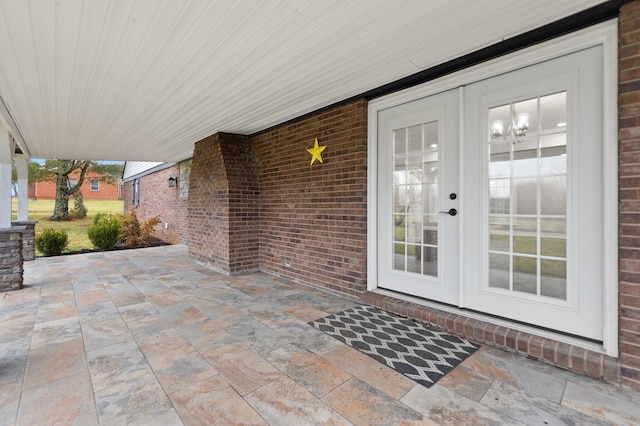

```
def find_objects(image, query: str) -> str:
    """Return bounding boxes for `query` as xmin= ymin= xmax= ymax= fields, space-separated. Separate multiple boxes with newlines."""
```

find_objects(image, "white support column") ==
xmin=14 ymin=153 xmax=28 ymax=221
xmin=0 ymin=128 xmax=13 ymax=228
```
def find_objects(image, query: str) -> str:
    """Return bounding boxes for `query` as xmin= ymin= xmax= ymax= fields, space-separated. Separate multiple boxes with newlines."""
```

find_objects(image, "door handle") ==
xmin=439 ymin=208 xmax=457 ymax=216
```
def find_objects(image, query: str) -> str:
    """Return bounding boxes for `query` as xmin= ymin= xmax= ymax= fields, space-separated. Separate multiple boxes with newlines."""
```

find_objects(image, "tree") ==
xmin=91 ymin=163 xmax=124 ymax=181
xmin=26 ymin=160 xmax=123 ymax=221
xmin=50 ymin=160 xmax=91 ymax=221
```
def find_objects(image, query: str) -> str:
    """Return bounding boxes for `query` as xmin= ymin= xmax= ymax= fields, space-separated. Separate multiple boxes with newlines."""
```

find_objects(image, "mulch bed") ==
xmin=40 ymin=237 xmax=170 ymax=257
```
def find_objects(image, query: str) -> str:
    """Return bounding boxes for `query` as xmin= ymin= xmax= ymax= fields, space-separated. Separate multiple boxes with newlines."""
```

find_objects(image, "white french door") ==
xmin=462 ymin=46 xmax=604 ymax=340
xmin=374 ymin=43 xmax=608 ymax=341
xmin=377 ymin=89 xmax=459 ymax=304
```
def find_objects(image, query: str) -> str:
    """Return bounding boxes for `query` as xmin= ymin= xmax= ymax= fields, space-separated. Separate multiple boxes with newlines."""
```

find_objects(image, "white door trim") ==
xmin=367 ymin=20 xmax=618 ymax=356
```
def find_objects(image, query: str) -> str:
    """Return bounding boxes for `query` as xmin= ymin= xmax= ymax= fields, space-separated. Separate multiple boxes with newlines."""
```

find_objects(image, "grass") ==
xmin=12 ymin=198 xmax=124 ymax=254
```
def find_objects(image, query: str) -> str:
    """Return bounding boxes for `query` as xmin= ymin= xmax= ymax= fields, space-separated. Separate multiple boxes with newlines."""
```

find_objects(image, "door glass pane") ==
xmin=514 ymin=178 xmax=537 ymax=215
xmin=487 ymin=93 xmax=567 ymax=300
xmin=540 ymin=92 xmax=567 ymax=132
xmin=407 ymin=214 xmax=421 ymax=244
xmin=489 ymin=222 xmax=509 ymax=251
xmin=513 ymin=256 xmax=537 ymax=294
xmin=407 ymin=245 xmax=421 ymax=274
xmin=392 ymin=121 xmax=439 ymax=277
xmin=408 ymin=125 xmax=422 ymax=153
xmin=394 ymin=128 xmax=407 ymax=155
xmin=422 ymin=214 xmax=438 ymax=276
xmin=489 ymin=253 xmax=509 ymax=289
xmin=540 ymin=176 xmax=566 ymax=215
xmin=513 ymin=218 xmax=536 ymax=255
xmin=514 ymin=99 xmax=537 ymax=139
xmin=489 ymin=142 xmax=511 ymax=221
xmin=541 ymin=217 xmax=566 ymax=258
xmin=541 ymin=259 xmax=567 ymax=300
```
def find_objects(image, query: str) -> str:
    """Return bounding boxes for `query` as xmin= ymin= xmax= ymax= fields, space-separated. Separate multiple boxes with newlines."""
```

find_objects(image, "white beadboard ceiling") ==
xmin=0 ymin=0 xmax=606 ymax=162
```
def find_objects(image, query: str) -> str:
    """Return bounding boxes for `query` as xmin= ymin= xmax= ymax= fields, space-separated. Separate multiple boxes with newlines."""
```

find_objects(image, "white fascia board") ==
xmin=122 ymin=161 xmax=177 ymax=182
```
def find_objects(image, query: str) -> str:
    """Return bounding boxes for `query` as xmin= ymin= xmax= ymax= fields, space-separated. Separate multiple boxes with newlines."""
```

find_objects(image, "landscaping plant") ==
xmin=35 ymin=228 xmax=69 ymax=256
xmin=88 ymin=214 xmax=121 ymax=250
xmin=119 ymin=208 xmax=161 ymax=248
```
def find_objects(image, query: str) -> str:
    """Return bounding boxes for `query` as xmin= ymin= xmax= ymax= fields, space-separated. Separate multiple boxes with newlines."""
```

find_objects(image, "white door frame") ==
xmin=367 ymin=20 xmax=618 ymax=356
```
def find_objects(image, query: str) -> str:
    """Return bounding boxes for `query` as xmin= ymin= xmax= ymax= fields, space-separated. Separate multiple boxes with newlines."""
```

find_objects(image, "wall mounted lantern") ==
xmin=167 ymin=177 xmax=177 ymax=188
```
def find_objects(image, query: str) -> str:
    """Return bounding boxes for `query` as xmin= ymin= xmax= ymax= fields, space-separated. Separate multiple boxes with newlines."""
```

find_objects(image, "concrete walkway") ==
xmin=1 ymin=245 xmax=639 ymax=425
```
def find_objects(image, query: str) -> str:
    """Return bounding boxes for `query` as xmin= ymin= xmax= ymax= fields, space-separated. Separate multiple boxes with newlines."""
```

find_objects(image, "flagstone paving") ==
xmin=1 ymin=245 xmax=639 ymax=425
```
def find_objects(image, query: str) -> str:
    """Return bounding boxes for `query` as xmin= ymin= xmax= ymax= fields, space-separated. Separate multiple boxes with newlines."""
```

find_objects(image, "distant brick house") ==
xmin=28 ymin=170 xmax=122 ymax=201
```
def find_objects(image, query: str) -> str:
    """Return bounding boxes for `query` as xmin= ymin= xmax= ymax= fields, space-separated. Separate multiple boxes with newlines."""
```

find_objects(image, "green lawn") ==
xmin=12 ymin=198 xmax=124 ymax=253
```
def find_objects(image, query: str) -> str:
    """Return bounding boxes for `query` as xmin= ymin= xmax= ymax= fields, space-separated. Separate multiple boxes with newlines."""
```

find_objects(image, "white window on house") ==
xmin=68 ymin=178 xmax=77 ymax=189
xmin=90 ymin=179 xmax=99 ymax=191
xmin=132 ymin=179 xmax=140 ymax=206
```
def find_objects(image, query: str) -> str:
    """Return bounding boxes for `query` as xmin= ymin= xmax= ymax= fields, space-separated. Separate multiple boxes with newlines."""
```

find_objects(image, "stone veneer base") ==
xmin=0 ymin=227 xmax=25 ymax=292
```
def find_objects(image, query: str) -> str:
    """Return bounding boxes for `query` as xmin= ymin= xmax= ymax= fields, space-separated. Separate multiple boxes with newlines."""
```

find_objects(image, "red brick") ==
xmin=505 ymin=329 xmax=519 ymax=351
xmin=620 ymin=353 xmax=640 ymax=370
xmin=493 ymin=326 xmax=508 ymax=348
xmin=515 ymin=332 xmax=528 ymax=354
xmin=585 ymin=351 xmax=603 ymax=379
xmin=445 ymin=314 xmax=456 ymax=332
xmin=555 ymin=343 xmax=571 ymax=368
xmin=603 ymin=356 xmax=620 ymax=383
xmin=473 ymin=322 xmax=486 ymax=342
xmin=569 ymin=346 xmax=587 ymax=374
xmin=542 ymin=340 xmax=558 ymax=364
xmin=483 ymin=323 xmax=497 ymax=345
xmin=463 ymin=318 xmax=476 ymax=337
xmin=529 ymin=335 xmax=545 ymax=359
xmin=620 ymin=367 xmax=640 ymax=389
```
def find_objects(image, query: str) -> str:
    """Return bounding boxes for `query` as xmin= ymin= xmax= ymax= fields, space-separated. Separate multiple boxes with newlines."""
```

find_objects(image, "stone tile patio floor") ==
xmin=1 ymin=245 xmax=639 ymax=425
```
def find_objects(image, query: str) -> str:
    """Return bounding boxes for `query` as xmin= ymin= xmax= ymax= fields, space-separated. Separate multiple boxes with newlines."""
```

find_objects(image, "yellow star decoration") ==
xmin=307 ymin=137 xmax=327 ymax=166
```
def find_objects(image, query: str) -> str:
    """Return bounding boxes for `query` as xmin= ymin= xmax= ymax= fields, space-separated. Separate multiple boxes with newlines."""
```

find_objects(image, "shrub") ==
xmin=35 ymin=228 xmax=69 ymax=256
xmin=119 ymin=208 xmax=161 ymax=248
xmin=88 ymin=215 xmax=121 ymax=250
xmin=92 ymin=212 xmax=107 ymax=225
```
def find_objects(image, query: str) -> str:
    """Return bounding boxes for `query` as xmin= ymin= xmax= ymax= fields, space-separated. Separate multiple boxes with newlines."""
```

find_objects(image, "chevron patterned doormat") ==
xmin=310 ymin=305 xmax=478 ymax=388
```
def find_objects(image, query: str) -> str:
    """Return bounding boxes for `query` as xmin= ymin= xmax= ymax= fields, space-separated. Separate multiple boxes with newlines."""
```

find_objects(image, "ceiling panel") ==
xmin=0 ymin=0 xmax=606 ymax=162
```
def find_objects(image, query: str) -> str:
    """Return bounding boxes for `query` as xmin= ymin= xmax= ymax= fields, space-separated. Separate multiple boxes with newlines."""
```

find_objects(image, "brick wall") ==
xmin=188 ymin=133 xmax=259 ymax=274
xmin=122 ymin=163 xmax=189 ymax=245
xmin=618 ymin=0 xmax=640 ymax=389
xmin=251 ymin=99 xmax=368 ymax=298
xmin=29 ymin=171 xmax=121 ymax=201
xmin=225 ymin=136 xmax=260 ymax=273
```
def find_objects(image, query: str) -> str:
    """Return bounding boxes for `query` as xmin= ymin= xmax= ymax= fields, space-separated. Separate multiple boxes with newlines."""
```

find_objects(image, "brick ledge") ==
xmin=362 ymin=290 xmax=624 ymax=386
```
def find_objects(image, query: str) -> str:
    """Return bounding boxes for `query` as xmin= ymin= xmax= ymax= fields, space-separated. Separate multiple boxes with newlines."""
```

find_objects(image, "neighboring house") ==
xmin=122 ymin=161 xmax=189 ymax=245
xmin=120 ymin=4 xmax=640 ymax=390
xmin=28 ymin=170 xmax=122 ymax=201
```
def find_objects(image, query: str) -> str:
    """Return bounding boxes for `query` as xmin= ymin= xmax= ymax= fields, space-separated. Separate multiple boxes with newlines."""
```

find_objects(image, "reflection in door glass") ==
xmin=487 ymin=92 xmax=567 ymax=300
xmin=392 ymin=121 xmax=439 ymax=277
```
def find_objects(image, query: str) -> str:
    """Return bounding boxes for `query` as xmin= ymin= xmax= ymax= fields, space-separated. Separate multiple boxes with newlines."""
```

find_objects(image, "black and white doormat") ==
xmin=310 ymin=305 xmax=478 ymax=388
